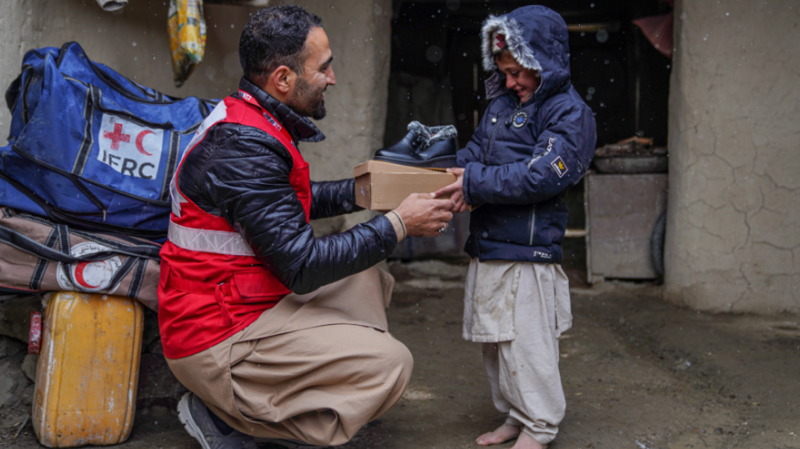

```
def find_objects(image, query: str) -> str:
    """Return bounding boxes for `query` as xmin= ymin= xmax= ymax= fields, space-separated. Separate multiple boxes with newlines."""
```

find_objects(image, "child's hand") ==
xmin=433 ymin=168 xmax=467 ymax=213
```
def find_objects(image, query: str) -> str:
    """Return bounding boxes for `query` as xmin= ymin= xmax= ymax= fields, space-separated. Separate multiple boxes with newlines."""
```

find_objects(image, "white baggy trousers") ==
xmin=463 ymin=259 xmax=572 ymax=445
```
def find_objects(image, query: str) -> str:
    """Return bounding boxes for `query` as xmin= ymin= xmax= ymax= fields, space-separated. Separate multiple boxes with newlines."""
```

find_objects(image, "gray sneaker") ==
xmin=177 ymin=392 xmax=257 ymax=449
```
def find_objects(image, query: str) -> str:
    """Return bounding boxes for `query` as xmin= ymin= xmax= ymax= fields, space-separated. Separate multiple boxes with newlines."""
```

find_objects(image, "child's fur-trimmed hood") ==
xmin=481 ymin=6 xmax=571 ymax=103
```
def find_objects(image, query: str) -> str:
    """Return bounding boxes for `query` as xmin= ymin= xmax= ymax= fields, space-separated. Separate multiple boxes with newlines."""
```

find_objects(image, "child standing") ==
xmin=435 ymin=5 xmax=596 ymax=448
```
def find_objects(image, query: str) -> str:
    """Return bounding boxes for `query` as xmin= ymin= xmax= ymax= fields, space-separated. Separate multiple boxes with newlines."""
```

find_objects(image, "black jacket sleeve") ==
xmin=179 ymin=123 xmax=397 ymax=294
xmin=310 ymin=179 xmax=363 ymax=220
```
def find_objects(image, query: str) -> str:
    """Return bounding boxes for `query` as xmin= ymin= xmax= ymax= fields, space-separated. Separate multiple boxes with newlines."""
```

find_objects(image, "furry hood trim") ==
xmin=480 ymin=5 xmax=572 ymax=104
xmin=481 ymin=15 xmax=542 ymax=73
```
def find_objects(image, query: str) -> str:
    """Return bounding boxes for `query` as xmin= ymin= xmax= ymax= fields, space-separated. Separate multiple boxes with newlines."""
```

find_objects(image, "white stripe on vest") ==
xmin=168 ymin=221 xmax=255 ymax=257
xmin=171 ymin=100 xmax=228 ymax=218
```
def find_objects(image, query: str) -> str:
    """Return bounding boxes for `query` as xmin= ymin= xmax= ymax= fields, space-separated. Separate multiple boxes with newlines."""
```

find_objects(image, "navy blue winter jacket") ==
xmin=458 ymin=5 xmax=597 ymax=264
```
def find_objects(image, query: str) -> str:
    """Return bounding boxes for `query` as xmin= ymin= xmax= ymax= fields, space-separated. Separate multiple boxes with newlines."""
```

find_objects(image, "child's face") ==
xmin=495 ymin=51 xmax=540 ymax=104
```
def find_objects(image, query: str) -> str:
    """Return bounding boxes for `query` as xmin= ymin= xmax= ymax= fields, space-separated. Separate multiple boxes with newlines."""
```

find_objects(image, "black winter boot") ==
xmin=374 ymin=121 xmax=458 ymax=169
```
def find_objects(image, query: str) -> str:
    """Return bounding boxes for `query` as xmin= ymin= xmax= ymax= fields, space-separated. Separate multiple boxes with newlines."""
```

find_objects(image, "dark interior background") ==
xmin=384 ymin=0 xmax=672 ymax=269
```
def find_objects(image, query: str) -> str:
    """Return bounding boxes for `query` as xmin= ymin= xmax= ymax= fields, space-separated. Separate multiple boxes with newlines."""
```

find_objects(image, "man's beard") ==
xmin=286 ymin=76 xmax=327 ymax=120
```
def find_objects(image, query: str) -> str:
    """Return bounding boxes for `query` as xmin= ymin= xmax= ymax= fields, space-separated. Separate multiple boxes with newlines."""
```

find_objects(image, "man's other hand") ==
xmin=433 ymin=168 xmax=467 ymax=213
xmin=395 ymin=193 xmax=455 ymax=237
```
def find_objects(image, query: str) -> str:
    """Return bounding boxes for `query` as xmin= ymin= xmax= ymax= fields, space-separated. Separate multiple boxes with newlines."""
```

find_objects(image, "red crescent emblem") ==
xmin=135 ymin=130 xmax=155 ymax=156
xmin=74 ymin=261 xmax=103 ymax=289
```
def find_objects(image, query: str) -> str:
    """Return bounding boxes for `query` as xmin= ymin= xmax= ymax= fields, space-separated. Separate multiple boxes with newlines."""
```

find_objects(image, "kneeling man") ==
xmin=158 ymin=6 xmax=454 ymax=448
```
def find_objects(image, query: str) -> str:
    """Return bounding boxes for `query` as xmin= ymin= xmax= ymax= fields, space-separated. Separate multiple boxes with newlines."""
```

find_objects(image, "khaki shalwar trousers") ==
xmin=166 ymin=267 xmax=413 ymax=446
xmin=463 ymin=260 xmax=572 ymax=445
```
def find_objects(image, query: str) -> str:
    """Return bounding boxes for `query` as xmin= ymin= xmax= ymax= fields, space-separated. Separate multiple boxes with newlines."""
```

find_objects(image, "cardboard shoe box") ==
xmin=354 ymin=160 xmax=456 ymax=211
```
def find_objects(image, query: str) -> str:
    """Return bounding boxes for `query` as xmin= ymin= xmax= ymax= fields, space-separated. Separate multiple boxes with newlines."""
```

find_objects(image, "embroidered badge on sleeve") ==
xmin=550 ymin=156 xmax=568 ymax=178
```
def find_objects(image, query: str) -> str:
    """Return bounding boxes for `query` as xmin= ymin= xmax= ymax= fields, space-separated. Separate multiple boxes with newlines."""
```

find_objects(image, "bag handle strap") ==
xmin=88 ymin=85 xmax=176 ymax=130
xmin=125 ymin=257 xmax=149 ymax=299
xmin=6 ymin=144 xmax=109 ymax=217
xmin=0 ymin=209 xmax=158 ymax=295
xmin=55 ymin=238 xmax=140 ymax=295
xmin=0 ymin=224 xmax=160 ymax=264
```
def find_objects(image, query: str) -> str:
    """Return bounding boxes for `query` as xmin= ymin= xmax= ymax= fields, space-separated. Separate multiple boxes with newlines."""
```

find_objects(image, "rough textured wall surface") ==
xmin=0 ymin=0 xmax=34 ymax=135
xmin=0 ymin=0 xmax=390 ymax=231
xmin=289 ymin=0 xmax=391 ymax=229
xmin=289 ymin=0 xmax=392 ymax=180
xmin=665 ymin=0 xmax=800 ymax=313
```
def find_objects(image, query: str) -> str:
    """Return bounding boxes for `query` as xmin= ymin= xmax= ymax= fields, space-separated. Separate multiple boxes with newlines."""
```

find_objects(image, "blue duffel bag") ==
xmin=2 ymin=42 xmax=218 ymax=239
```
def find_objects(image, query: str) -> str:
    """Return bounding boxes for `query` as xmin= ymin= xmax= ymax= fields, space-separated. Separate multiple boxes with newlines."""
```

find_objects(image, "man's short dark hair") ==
xmin=239 ymin=5 xmax=322 ymax=85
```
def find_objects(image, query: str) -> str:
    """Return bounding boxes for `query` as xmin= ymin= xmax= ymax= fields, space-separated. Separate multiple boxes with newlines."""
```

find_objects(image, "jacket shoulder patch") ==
xmin=550 ymin=156 xmax=568 ymax=178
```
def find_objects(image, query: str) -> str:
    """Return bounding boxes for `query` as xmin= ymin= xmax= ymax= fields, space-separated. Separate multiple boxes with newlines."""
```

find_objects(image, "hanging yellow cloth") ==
xmin=168 ymin=0 xmax=207 ymax=87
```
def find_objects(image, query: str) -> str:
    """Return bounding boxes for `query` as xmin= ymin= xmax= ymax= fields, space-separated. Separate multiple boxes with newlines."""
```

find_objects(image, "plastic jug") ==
xmin=32 ymin=292 xmax=144 ymax=447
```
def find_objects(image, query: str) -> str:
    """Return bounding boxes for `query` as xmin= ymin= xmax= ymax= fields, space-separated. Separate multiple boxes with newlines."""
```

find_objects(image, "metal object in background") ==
xmin=593 ymin=137 xmax=668 ymax=174
xmin=565 ymin=228 xmax=587 ymax=238
xmin=593 ymin=155 xmax=668 ymax=174
xmin=585 ymin=172 xmax=668 ymax=283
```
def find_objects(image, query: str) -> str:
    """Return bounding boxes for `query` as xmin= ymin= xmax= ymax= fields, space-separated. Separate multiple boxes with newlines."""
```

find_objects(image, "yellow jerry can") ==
xmin=33 ymin=292 xmax=144 ymax=447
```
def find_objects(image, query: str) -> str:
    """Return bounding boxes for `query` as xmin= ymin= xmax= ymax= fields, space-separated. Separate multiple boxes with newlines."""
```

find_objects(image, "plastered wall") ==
xmin=0 ymin=0 xmax=391 ymax=197
xmin=665 ymin=0 xmax=800 ymax=313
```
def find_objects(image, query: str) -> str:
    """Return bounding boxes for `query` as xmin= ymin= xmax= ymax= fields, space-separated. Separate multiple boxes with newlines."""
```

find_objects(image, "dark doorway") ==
xmin=386 ymin=0 xmax=672 ymax=147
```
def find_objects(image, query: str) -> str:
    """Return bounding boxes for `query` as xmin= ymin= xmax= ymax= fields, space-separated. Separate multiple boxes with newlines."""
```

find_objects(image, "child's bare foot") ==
xmin=476 ymin=423 xmax=520 ymax=446
xmin=509 ymin=430 xmax=547 ymax=449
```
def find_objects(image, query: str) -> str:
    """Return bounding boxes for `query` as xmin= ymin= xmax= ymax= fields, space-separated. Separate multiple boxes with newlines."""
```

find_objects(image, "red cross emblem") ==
xmin=103 ymin=123 xmax=130 ymax=150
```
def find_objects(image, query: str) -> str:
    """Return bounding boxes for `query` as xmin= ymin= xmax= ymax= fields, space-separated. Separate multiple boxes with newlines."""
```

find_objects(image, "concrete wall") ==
xmin=0 ymin=0 xmax=391 ymax=229
xmin=665 ymin=0 xmax=800 ymax=313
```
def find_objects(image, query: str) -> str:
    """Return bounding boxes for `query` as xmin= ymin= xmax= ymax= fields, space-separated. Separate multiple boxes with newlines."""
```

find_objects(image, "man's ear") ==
xmin=269 ymin=65 xmax=295 ymax=95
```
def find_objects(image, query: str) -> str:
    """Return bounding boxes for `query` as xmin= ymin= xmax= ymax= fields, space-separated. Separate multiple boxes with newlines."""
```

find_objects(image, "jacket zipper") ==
xmin=528 ymin=204 xmax=536 ymax=245
xmin=483 ymin=102 xmax=537 ymax=244
xmin=483 ymin=103 xmax=521 ymax=164
xmin=483 ymin=117 xmax=502 ymax=164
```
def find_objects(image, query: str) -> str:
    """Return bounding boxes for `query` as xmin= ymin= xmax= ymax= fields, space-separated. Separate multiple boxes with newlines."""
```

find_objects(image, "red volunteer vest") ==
xmin=158 ymin=92 xmax=311 ymax=359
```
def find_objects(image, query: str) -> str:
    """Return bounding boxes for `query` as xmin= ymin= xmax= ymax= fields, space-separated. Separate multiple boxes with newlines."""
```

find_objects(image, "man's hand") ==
xmin=394 ymin=193 xmax=455 ymax=237
xmin=433 ymin=168 xmax=467 ymax=213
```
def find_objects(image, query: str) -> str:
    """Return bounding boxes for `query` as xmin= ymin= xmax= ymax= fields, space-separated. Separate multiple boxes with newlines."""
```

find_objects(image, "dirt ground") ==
xmin=3 ymin=263 xmax=799 ymax=449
